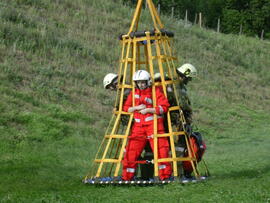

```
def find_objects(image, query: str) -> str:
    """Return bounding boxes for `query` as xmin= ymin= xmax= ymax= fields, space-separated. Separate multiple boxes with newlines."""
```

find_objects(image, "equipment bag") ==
xmin=183 ymin=132 xmax=206 ymax=174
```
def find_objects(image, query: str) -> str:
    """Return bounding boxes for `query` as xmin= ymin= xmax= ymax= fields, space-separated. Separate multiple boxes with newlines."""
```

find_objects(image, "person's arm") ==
xmin=139 ymin=87 xmax=170 ymax=115
xmin=128 ymin=104 xmax=146 ymax=113
xmin=139 ymin=107 xmax=156 ymax=115
xmin=123 ymin=91 xmax=146 ymax=113
xmin=154 ymin=87 xmax=170 ymax=115
xmin=123 ymin=92 xmax=132 ymax=112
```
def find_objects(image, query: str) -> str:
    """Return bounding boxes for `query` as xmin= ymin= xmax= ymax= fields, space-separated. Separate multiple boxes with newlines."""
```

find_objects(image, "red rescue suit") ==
xmin=122 ymin=86 xmax=172 ymax=180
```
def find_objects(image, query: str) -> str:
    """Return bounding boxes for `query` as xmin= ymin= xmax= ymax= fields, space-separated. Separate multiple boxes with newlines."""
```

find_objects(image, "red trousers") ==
xmin=122 ymin=124 xmax=172 ymax=180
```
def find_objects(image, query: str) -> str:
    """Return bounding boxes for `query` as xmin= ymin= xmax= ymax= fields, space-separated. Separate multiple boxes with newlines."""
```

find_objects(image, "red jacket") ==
xmin=123 ymin=86 xmax=170 ymax=126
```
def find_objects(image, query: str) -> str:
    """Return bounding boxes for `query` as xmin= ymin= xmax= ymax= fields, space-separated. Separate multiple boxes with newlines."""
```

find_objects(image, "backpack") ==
xmin=190 ymin=131 xmax=206 ymax=162
xmin=183 ymin=132 xmax=206 ymax=174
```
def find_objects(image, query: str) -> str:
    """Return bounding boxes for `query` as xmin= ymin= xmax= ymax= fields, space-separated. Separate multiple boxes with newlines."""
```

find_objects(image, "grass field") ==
xmin=0 ymin=0 xmax=270 ymax=202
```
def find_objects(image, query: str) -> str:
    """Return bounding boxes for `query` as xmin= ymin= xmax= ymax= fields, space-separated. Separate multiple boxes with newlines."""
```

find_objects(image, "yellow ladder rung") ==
xmin=95 ymin=159 xmax=120 ymax=163
xmin=134 ymin=36 xmax=156 ymax=42
xmin=157 ymin=55 xmax=168 ymax=59
xmin=118 ymin=84 xmax=132 ymax=88
xmin=154 ymin=131 xmax=185 ymax=138
xmin=121 ymin=34 xmax=129 ymax=39
xmin=157 ymin=157 xmax=196 ymax=162
xmin=105 ymin=134 xmax=127 ymax=139
xmin=169 ymin=106 xmax=180 ymax=111
xmin=155 ymin=133 xmax=170 ymax=137
xmin=113 ymin=111 xmax=132 ymax=115
xmin=173 ymin=131 xmax=186 ymax=136
xmin=121 ymin=58 xmax=134 ymax=63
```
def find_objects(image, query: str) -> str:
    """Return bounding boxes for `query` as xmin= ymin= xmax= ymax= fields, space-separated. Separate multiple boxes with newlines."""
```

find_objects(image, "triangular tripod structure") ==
xmin=84 ymin=0 xmax=209 ymax=184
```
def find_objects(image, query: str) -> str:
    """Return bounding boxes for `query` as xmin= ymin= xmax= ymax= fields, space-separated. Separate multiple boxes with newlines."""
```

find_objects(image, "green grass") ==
xmin=0 ymin=0 xmax=270 ymax=202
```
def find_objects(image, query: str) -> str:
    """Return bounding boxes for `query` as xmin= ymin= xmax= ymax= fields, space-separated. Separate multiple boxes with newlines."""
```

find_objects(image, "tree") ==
xmin=125 ymin=0 xmax=270 ymax=39
xmin=221 ymin=0 xmax=270 ymax=38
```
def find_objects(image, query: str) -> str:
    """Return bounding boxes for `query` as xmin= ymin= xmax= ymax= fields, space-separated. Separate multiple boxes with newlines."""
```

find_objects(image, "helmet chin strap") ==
xmin=182 ymin=76 xmax=191 ymax=85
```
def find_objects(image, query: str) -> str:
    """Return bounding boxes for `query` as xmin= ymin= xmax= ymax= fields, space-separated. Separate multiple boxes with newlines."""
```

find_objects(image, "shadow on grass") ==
xmin=215 ymin=165 xmax=270 ymax=180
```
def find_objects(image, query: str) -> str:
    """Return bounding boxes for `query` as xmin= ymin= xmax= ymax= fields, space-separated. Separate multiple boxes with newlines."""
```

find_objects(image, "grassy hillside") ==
xmin=0 ymin=0 xmax=270 ymax=202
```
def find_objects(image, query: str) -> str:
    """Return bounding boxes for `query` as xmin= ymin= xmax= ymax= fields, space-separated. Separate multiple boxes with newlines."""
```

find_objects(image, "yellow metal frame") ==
xmin=84 ymin=0 xmax=209 ymax=182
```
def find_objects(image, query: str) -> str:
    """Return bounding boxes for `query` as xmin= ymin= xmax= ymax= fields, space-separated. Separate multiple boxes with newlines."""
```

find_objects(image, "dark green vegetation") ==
xmin=0 ymin=0 xmax=270 ymax=202
xmin=130 ymin=0 xmax=270 ymax=39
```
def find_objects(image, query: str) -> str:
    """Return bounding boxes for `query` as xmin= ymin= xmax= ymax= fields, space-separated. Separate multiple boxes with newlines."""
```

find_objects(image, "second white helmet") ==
xmin=177 ymin=63 xmax=197 ymax=78
xmin=154 ymin=72 xmax=171 ymax=81
xmin=133 ymin=70 xmax=152 ymax=86
xmin=103 ymin=73 xmax=118 ymax=89
xmin=154 ymin=72 xmax=161 ymax=80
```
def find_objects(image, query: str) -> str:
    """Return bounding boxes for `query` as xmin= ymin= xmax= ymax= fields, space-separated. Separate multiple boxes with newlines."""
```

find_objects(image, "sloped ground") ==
xmin=0 ymin=0 xmax=269 ymax=202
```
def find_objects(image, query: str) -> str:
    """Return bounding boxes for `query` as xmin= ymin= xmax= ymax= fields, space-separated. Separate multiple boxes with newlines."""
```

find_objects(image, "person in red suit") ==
xmin=122 ymin=70 xmax=172 ymax=181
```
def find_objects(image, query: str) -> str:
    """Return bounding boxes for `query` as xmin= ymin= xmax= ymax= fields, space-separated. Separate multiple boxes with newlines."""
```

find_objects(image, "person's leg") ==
xmin=176 ymin=135 xmax=186 ymax=176
xmin=140 ymin=142 xmax=154 ymax=180
xmin=147 ymin=124 xmax=172 ymax=180
xmin=122 ymin=126 xmax=147 ymax=180
xmin=157 ymin=137 xmax=172 ymax=179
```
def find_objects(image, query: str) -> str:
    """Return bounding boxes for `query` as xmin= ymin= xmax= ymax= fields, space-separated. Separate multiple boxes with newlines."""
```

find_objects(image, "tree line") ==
xmin=126 ymin=0 xmax=270 ymax=39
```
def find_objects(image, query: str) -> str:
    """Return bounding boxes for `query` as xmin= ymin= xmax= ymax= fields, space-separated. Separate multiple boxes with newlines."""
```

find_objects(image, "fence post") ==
xmin=194 ymin=13 xmax=197 ymax=24
xmin=184 ymin=10 xmax=188 ymax=26
xmin=158 ymin=4 xmax=160 ymax=14
xmin=199 ymin=12 xmax=202 ymax=28
xmin=239 ymin=24 xmax=242 ymax=35
xmin=217 ymin=18 xmax=220 ymax=33
xmin=171 ymin=6 xmax=174 ymax=18
xmin=145 ymin=0 xmax=147 ymax=9
xmin=261 ymin=29 xmax=264 ymax=40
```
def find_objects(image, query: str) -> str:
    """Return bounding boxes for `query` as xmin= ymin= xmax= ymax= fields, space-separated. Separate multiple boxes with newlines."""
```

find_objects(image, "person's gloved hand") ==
xmin=128 ymin=104 xmax=146 ymax=113
xmin=139 ymin=108 xmax=149 ymax=115
xmin=139 ymin=108 xmax=155 ymax=115
xmin=136 ymin=104 xmax=146 ymax=111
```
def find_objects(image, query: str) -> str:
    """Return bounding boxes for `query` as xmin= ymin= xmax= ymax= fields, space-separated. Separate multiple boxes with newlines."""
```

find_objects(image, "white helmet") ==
xmin=133 ymin=70 xmax=151 ymax=86
xmin=154 ymin=72 xmax=161 ymax=80
xmin=177 ymin=63 xmax=197 ymax=78
xmin=154 ymin=72 xmax=170 ymax=81
xmin=103 ymin=73 xmax=118 ymax=89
